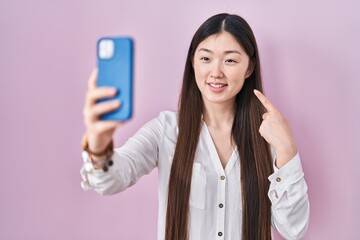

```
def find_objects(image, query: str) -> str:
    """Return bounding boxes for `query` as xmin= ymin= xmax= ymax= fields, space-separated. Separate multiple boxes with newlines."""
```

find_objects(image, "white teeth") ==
xmin=209 ymin=83 xmax=226 ymax=88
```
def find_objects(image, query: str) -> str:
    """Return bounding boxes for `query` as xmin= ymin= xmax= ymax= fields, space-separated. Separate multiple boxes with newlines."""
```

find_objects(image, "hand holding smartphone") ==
xmin=97 ymin=37 xmax=134 ymax=121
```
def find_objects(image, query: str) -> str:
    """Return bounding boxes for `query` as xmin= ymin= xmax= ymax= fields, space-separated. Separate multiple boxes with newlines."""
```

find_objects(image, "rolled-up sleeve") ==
xmin=268 ymin=154 xmax=310 ymax=240
xmin=81 ymin=112 xmax=167 ymax=196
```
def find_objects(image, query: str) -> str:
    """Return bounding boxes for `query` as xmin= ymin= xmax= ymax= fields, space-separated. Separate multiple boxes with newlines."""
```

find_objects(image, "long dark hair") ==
xmin=165 ymin=13 xmax=273 ymax=240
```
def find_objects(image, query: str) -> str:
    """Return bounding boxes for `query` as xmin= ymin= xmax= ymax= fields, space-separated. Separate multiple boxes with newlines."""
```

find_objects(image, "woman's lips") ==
xmin=207 ymin=82 xmax=227 ymax=92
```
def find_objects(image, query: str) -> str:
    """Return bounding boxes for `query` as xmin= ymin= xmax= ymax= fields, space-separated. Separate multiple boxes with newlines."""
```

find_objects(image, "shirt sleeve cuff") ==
xmin=268 ymin=153 xmax=305 ymax=204
xmin=270 ymin=153 xmax=303 ymax=178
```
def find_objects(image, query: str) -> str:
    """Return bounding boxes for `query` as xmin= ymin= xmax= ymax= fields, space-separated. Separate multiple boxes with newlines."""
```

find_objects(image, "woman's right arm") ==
xmin=83 ymin=69 xmax=123 ymax=156
xmin=81 ymin=69 xmax=164 ymax=195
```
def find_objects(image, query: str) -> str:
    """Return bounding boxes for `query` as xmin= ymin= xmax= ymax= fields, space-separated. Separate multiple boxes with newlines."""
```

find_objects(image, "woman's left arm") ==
xmin=254 ymin=90 xmax=310 ymax=239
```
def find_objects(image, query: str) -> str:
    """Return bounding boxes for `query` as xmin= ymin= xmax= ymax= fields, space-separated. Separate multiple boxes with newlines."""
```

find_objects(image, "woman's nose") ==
xmin=211 ymin=64 xmax=224 ymax=79
xmin=210 ymin=62 xmax=224 ymax=79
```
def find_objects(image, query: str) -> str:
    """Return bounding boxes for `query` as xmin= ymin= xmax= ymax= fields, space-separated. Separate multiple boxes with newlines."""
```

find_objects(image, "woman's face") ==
xmin=193 ymin=31 xmax=253 ymax=107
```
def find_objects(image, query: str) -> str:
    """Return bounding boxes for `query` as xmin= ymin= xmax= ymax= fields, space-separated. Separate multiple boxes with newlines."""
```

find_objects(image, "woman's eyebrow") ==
xmin=198 ymin=48 xmax=242 ymax=55
xmin=198 ymin=48 xmax=213 ymax=53
xmin=224 ymin=50 xmax=242 ymax=55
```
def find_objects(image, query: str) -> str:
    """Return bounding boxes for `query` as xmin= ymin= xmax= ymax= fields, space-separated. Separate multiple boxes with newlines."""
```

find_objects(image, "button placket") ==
xmin=216 ymin=173 xmax=226 ymax=238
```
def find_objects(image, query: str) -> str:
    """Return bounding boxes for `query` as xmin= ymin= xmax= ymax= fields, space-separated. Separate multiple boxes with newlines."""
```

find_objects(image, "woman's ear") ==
xmin=245 ymin=58 xmax=255 ymax=78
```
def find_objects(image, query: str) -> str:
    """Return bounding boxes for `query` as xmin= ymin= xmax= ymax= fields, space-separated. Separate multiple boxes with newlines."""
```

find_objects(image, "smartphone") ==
xmin=97 ymin=37 xmax=134 ymax=121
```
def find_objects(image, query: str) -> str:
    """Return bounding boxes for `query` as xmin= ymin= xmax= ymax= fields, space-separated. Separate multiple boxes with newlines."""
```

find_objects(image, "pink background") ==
xmin=0 ymin=0 xmax=359 ymax=239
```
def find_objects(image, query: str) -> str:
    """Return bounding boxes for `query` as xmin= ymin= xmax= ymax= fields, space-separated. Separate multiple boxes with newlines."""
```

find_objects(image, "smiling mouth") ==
xmin=208 ymin=83 xmax=228 ymax=88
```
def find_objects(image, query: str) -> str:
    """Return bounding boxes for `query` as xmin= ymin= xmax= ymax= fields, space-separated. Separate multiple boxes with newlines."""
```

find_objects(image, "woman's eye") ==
xmin=200 ymin=57 xmax=210 ymax=61
xmin=225 ymin=59 xmax=237 ymax=63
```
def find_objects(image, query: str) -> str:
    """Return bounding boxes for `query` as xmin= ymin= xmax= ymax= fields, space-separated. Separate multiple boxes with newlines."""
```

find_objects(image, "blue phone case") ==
xmin=97 ymin=37 xmax=133 ymax=121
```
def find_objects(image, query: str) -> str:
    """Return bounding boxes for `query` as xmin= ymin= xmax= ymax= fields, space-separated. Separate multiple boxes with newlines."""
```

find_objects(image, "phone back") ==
xmin=97 ymin=37 xmax=133 ymax=121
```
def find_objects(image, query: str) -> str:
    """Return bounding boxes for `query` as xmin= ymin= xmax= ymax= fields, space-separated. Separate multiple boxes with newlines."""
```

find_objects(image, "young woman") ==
xmin=81 ymin=13 xmax=309 ymax=240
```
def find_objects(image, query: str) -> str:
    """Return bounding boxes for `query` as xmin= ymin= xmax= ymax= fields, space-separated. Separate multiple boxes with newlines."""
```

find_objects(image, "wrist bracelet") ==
xmin=90 ymin=157 xmax=114 ymax=172
xmin=81 ymin=134 xmax=114 ymax=172
xmin=81 ymin=134 xmax=114 ymax=157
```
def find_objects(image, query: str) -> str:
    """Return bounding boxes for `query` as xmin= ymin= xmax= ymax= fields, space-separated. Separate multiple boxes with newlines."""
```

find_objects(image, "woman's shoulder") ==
xmin=157 ymin=110 xmax=178 ymax=123
xmin=154 ymin=110 xmax=178 ymax=129
xmin=128 ymin=111 xmax=178 ymax=144
xmin=140 ymin=110 xmax=178 ymax=130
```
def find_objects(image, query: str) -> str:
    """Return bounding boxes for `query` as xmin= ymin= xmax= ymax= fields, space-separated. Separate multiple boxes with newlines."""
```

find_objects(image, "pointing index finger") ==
xmin=253 ymin=89 xmax=277 ymax=113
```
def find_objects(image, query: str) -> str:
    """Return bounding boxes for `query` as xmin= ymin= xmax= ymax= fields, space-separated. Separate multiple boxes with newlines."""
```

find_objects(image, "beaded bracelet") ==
xmin=91 ymin=157 xmax=114 ymax=172
xmin=81 ymin=134 xmax=114 ymax=172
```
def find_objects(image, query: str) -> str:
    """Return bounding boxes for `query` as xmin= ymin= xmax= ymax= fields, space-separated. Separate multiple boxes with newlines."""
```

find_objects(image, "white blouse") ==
xmin=81 ymin=111 xmax=309 ymax=240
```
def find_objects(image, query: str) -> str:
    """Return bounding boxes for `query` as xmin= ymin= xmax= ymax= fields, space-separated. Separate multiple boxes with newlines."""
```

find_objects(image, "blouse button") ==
xmin=220 ymin=176 xmax=225 ymax=180
xmin=219 ymin=203 xmax=224 ymax=208
xmin=218 ymin=232 xmax=223 ymax=236
xmin=276 ymin=177 xmax=281 ymax=182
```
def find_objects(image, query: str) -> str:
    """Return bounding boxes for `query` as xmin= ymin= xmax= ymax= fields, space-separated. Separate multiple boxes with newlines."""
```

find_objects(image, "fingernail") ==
xmin=115 ymin=101 xmax=121 ymax=107
xmin=110 ymin=88 xmax=118 ymax=95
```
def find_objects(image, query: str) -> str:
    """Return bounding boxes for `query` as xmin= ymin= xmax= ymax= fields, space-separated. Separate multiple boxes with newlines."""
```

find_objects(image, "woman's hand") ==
xmin=83 ymin=69 xmax=123 ymax=155
xmin=254 ymin=90 xmax=297 ymax=168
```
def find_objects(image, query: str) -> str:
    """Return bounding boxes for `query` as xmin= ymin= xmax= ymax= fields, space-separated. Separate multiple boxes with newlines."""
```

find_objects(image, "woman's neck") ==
xmin=202 ymin=101 xmax=235 ymax=130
